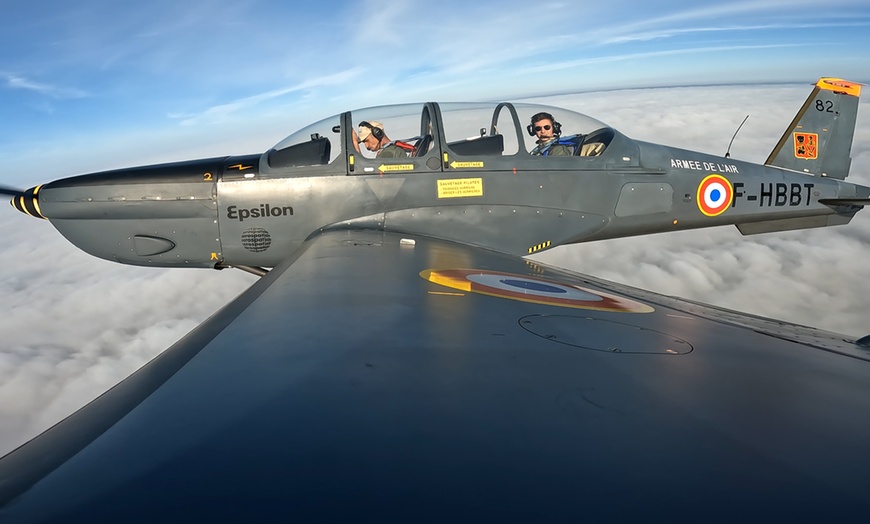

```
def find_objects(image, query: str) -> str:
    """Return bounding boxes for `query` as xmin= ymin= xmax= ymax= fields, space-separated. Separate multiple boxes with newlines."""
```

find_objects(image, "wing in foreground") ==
xmin=2 ymin=231 xmax=870 ymax=521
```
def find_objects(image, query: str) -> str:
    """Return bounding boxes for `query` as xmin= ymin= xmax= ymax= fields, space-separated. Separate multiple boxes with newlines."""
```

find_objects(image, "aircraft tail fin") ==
xmin=765 ymin=78 xmax=862 ymax=180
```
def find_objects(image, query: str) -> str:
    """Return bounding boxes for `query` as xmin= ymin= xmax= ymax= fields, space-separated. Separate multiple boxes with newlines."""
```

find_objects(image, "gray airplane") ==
xmin=2 ymin=78 xmax=870 ymax=521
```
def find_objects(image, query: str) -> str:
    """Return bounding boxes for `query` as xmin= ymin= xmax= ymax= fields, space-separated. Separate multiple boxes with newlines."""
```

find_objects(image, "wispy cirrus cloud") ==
xmin=600 ymin=21 xmax=870 ymax=45
xmin=613 ymin=0 xmax=868 ymax=29
xmin=520 ymin=43 xmax=809 ymax=75
xmin=170 ymin=67 xmax=366 ymax=126
xmin=574 ymin=0 xmax=870 ymax=51
xmin=2 ymin=73 xmax=86 ymax=99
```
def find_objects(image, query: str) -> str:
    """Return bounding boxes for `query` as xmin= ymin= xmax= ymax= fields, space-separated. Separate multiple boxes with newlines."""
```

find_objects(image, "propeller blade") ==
xmin=0 ymin=185 xmax=25 ymax=198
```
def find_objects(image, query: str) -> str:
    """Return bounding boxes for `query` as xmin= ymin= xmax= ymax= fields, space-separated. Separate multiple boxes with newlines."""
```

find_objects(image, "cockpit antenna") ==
xmin=725 ymin=115 xmax=749 ymax=158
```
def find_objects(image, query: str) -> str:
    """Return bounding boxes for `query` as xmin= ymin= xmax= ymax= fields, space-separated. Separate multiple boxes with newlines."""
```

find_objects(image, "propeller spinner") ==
xmin=3 ymin=185 xmax=46 ymax=219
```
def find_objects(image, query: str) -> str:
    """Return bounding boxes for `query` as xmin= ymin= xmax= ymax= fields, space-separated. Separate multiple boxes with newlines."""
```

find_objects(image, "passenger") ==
xmin=353 ymin=121 xmax=408 ymax=158
xmin=528 ymin=112 xmax=572 ymax=156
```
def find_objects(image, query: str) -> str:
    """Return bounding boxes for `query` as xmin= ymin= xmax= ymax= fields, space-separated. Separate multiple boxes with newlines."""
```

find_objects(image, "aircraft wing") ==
xmin=2 ymin=230 xmax=870 ymax=521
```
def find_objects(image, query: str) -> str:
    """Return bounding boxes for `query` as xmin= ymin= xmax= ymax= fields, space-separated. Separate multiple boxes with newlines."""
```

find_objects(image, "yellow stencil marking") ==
xmin=378 ymin=164 xmax=415 ymax=173
xmin=437 ymin=178 xmax=483 ymax=199
xmin=450 ymin=160 xmax=484 ymax=169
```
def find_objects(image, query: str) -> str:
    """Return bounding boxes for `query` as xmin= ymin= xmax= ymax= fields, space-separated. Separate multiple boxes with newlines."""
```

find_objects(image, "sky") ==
xmin=2 ymin=0 xmax=870 ymax=455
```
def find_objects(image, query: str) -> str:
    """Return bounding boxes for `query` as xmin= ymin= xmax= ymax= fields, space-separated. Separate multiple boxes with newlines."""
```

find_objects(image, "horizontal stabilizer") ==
xmin=736 ymin=214 xmax=854 ymax=235
xmin=818 ymin=198 xmax=870 ymax=207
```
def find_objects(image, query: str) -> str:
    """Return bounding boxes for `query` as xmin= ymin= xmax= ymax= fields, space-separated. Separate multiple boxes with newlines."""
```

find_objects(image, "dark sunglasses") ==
xmin=534 ymin=125 xmax=551 ymax=132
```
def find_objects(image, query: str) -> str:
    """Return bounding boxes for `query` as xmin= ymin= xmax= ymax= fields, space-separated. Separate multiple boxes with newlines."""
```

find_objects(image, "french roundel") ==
xmin=420 ymin=269 xmax=654 ymax=313
xmin=696 ymin=174 xmax=733 ymax=217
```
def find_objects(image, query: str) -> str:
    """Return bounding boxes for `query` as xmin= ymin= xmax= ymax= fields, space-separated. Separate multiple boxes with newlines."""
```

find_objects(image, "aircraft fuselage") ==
xmin=27 ymin=143 xmax=863 ymax=269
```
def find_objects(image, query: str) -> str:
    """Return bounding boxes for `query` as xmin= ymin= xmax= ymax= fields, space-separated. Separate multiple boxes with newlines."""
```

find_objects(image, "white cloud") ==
xmin=600 ymin=21 xmax=870 ymax=45
xmin=173 ymin=67 xmax=366 ymax=126
xmin=615 ymin=0 xmax=869 ymax=29
xmin=2 ymin=73 xmax=86 ymax=99
xmin=518 ymin=43 xmax=808 ymax=75
xmin=0 ymin=214 xmax=255 ymax=455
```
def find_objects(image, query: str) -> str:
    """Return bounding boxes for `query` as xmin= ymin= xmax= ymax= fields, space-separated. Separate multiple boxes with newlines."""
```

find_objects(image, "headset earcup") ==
xmin=360 ymin=121 xmax=383 ymax=141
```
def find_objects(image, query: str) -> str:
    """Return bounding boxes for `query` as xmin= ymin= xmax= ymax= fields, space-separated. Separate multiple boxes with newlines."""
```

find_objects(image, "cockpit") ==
xmin=260 ymin=102 xmax=631 ymax=176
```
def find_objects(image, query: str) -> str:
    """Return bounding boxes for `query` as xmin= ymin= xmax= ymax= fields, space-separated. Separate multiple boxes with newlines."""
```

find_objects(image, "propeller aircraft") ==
xmin=2 ymin=78 xmax=870 ymax=521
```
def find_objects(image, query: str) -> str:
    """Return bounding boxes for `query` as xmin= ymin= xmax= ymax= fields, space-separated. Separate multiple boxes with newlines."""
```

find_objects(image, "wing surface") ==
xmin=2 ymin=230 xmax=870 ymax=521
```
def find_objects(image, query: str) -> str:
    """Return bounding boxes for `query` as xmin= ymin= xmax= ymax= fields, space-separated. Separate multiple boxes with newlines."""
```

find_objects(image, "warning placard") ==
xmin=437 ymin=178 xmax=484 ymax=198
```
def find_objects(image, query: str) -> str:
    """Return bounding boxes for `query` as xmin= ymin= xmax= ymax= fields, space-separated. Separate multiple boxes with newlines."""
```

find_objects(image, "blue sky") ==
xmin=1 ymin=0 xmax=869 ymax=182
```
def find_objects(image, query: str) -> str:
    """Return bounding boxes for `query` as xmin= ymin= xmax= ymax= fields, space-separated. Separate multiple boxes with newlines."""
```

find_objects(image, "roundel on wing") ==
xmin=696 ymin=174 xmax=733 ymax=217
xmin=420 ymin=269 xmax=654 ymax=313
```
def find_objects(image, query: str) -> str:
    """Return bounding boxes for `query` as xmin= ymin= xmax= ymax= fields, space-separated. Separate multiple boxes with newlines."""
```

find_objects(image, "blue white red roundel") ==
xmin=696 ymin=174 xmax=733 ymax=217
xmin=420 ymin=269 xmax=654 ymax=313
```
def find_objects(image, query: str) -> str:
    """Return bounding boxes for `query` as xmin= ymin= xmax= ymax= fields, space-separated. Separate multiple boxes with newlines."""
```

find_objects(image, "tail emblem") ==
xmin=794 ymin=132 xmax=818 ymax=159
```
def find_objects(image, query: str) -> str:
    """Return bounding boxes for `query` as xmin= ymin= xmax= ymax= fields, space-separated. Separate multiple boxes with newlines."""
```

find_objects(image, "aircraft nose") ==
xmin=9 ymin=185 xmax=46 ymax=219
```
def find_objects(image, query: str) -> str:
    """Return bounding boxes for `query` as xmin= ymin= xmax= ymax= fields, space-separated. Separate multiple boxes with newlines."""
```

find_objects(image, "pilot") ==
xmin=529 ymin=112 xmax=572 ymax=156
xmin=353 ymin=121 xmax=408 ymax=158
